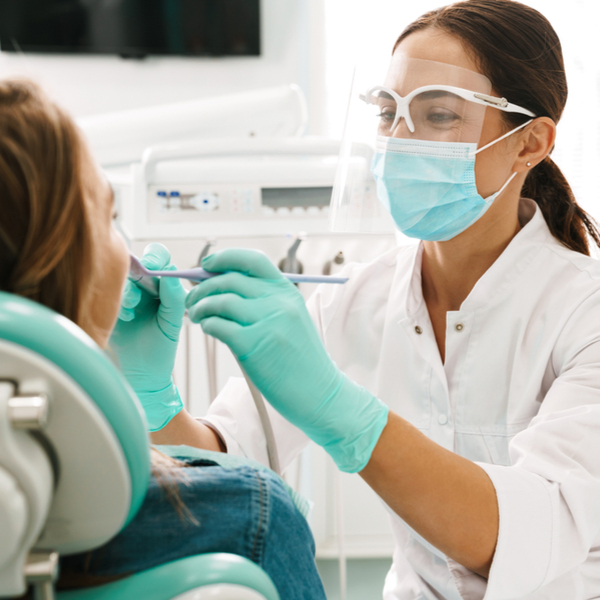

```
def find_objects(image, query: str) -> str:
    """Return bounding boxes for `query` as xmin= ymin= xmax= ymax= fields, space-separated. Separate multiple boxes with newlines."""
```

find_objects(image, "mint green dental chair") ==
xmin=0 ymin=292 xmax=279 ymax=600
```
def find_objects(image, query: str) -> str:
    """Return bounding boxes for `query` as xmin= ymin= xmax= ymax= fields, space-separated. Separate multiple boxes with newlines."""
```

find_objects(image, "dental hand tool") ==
xmin=129 ymin=254 xmax=349 ymax=297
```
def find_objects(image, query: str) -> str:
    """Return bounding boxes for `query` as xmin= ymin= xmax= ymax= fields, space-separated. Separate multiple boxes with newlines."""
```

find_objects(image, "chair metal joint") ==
xmin=8 ymin=394 xmax=49 ymax=430
xmin=24 ymin=550 xmax=59 ymax=600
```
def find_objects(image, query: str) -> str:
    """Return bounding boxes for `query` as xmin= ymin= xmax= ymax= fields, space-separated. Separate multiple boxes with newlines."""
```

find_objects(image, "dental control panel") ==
xmin=148 ymin=184 xmax=332 ymax=223
xmin=119 ymin=138 xmax=346 ymax=239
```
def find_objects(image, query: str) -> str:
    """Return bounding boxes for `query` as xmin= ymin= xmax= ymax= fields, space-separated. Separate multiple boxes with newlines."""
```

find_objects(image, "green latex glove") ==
xmin=185 ymin=249 xmax=389 ymax=473
xmin=110 ymin=243 xmax=187 ymax=432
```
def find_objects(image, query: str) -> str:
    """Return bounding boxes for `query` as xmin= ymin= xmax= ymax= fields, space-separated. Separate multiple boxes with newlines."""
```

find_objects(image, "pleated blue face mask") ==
xmin=371 ymin=120 xmax=531 ymax=241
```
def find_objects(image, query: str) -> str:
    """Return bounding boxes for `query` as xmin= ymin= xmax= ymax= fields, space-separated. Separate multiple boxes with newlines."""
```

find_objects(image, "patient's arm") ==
xmin=149 ymin=409 xmax=226 ymax=452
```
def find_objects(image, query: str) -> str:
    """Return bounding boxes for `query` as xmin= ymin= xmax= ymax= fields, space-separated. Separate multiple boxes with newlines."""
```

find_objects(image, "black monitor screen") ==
xmin=0 ymin=0 xmax=260 ymax=57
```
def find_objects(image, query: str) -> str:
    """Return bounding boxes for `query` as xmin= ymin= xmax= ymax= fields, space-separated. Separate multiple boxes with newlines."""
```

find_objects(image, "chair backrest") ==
xmin=0 ymin=292 xmax=150 ymax=551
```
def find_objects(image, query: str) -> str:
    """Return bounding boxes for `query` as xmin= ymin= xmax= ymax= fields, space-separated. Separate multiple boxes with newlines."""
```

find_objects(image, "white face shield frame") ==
xmin=361 ymin=84 xmax=536 ymax=135
xmin=329 ymin=56 xmax=536 ymax=234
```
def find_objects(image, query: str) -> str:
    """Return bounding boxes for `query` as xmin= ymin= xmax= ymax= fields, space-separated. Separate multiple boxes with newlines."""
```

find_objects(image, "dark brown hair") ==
xmin=0 ymin=80 xmax=96 ymax=326
xmin=395 ymin=0 xmax=600 ymax=255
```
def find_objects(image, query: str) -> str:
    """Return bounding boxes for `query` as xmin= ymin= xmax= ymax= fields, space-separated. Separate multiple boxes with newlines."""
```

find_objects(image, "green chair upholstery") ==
xmin=57 ymin=554 xmax=279 ymax=600
xmin=0 ymin=292 xmax=150 ymax=524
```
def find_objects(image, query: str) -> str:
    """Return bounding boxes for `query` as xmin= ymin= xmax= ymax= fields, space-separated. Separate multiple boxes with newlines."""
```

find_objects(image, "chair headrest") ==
xmin=0 ymin=292 xmax=150 ymax=528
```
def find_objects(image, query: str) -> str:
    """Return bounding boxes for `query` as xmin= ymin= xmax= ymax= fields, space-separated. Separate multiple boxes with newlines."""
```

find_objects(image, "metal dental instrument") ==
xmin=129 ymin=254 xmax=349 ymax=297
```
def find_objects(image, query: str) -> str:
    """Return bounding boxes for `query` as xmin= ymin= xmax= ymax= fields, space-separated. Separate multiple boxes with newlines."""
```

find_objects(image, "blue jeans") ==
xmin=59 ymin=458 xmax=326 ymax=600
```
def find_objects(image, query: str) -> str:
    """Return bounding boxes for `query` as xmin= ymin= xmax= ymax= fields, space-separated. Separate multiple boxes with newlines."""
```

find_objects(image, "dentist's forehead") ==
xmin=383 ymin=55 xmax=492 ymax=97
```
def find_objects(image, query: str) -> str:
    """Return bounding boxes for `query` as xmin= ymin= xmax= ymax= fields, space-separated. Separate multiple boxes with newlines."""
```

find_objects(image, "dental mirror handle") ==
xmin=138 ymin=268 xmax=349 ymax=285
xmin=129 ymin=274 xmax=159 ymax=298
xmin=129 ymin=263 xmax=348 ymax=301
xmin=129 ymin=270 xmax=348 ymax=299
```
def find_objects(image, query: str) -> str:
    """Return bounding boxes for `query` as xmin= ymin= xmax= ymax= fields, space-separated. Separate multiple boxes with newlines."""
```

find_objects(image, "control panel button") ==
xmin=190 ymin=192 xmax=219 ymax=212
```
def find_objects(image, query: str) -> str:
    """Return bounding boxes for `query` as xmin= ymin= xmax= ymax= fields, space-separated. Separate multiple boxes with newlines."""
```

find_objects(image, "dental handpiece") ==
xmin=129 ymin=254 xmax=349 ymax=298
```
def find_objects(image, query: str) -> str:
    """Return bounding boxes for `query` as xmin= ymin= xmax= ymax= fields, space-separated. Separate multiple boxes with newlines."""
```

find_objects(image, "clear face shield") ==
xmin=329 ymin=56 xmax=495 ymax=233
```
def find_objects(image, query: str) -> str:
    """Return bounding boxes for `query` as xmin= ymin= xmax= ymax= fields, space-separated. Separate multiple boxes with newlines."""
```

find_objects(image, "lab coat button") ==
xmin=415 ymin=326 xmax=423 ymax=334
xmin=438 ymin=414 xmax=448 ymax=425
xmin=455 ymin=322 xmax=464 ymax=332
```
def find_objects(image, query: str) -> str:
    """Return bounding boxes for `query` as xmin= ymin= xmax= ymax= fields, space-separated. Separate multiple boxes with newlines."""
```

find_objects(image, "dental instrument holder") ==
xmin=322 ymin=251 xmax=345 ymax=276
xmin=278 ymin=233 xmax=306 ymax=275
xmin=198 ymin=240 xmax=217 ymax=266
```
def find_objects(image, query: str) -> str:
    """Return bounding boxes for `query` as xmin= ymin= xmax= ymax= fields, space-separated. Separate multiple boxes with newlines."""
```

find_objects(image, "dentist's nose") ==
xmin=391 ymin=116 xmax=414 ymax=139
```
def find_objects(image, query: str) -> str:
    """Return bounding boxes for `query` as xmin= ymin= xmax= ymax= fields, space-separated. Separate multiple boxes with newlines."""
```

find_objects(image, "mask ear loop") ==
xmin=469 ymin=119 xmax=534 ymax=203
xmin=470 ymin=118 xmax=533 ymax=157
xmin=487 ymin=171 xmax=518 ymax=203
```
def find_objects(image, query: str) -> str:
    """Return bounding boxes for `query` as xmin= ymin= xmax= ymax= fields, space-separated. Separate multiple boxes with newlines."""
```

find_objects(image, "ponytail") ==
xmin=523 ymin=157 xmax=600 ymax=256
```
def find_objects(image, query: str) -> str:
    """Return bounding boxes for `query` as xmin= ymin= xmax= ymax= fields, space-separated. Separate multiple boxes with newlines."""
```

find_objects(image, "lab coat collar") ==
xmin=403 ymin=198 xmax=555 ymax=316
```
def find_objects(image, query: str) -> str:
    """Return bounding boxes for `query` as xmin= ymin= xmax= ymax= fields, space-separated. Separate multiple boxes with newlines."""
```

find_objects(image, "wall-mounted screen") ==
xmin=0 ymin=0 xmax=260 ymax=58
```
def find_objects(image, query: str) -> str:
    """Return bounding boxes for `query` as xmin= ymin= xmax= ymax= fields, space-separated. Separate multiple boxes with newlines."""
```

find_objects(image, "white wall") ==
xmin=0 ymin=0 xmax=327 ymax=134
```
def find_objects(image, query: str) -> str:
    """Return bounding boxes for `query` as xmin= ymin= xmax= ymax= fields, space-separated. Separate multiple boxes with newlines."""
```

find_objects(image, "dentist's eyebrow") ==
xmin=377 ymin=91 xmax=395 ymax=101
xmin=413 ymin=90 xmax=464 ymax=101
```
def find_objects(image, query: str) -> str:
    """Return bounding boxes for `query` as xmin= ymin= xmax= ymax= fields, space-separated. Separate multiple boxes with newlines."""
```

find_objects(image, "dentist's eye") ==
xmin=377 ymin=109 xmax=396 ymax=129
xmin=426 ymin=108 xmax=459 ymax=126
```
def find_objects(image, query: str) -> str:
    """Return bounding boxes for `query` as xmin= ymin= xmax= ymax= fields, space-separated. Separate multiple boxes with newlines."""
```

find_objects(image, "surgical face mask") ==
xmin=371 ymin=120 xmax=531 ymax=241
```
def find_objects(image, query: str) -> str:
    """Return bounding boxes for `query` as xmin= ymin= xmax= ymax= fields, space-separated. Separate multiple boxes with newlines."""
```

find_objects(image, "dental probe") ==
xmin=129 ymin=254 xmax=349 ymax=297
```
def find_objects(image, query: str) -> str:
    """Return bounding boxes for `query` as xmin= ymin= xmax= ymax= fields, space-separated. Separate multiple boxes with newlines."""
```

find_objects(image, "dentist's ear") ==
xmin=514 ymin=117 xmax=556 ymax=172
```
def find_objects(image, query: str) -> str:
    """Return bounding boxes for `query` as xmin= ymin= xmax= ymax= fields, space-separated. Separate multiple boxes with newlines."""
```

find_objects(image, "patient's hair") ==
xmin=0 ymin=80 xmax=95 ymax=329
xmin=0 ymin=80 xmax=191 ymax=524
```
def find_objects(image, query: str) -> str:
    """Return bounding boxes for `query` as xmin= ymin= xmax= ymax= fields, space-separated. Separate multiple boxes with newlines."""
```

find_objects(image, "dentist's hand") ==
xmin=185 ymin=249 xmax=388 ymax=472
xmin=110 ymin=243 xmax=187 ymax=432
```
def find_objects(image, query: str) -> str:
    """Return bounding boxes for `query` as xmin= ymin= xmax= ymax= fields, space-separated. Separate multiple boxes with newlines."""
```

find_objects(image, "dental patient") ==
xmin=0 ymin=80 xmax=325 ymax=600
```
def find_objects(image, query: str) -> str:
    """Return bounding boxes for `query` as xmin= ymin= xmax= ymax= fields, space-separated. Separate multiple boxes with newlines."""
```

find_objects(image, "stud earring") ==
xmin=526 ymin=162 xmax=532 ymax=167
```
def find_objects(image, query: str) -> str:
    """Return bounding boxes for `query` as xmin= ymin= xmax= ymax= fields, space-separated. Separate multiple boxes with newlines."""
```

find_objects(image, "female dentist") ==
xmin=129 ymin=1 xmax=600 ymax=599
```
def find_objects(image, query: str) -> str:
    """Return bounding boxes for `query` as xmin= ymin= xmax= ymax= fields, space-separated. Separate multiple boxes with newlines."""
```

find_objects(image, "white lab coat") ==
xmin=202 ymin=198 xmax=600 ymax=600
